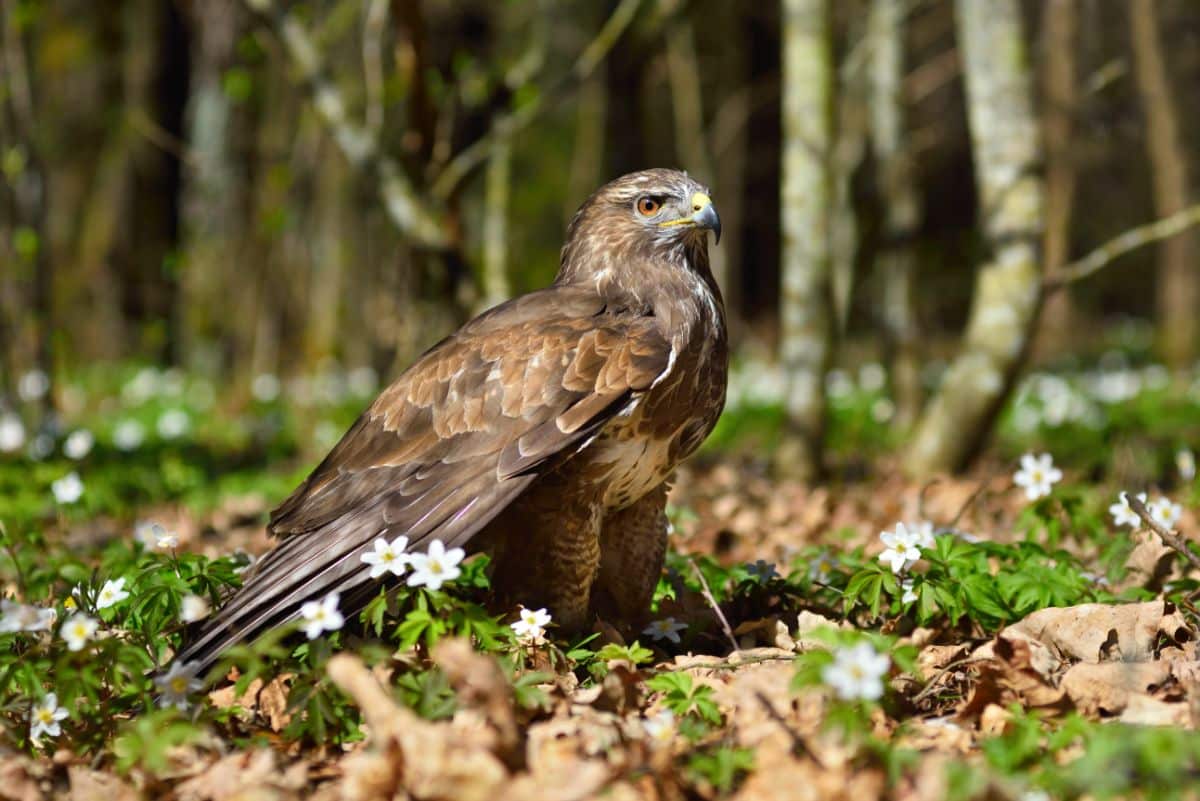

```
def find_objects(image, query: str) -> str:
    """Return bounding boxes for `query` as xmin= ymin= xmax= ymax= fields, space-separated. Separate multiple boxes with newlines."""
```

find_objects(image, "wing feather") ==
xmin=180 ymin=286 xmax=671 ymax=668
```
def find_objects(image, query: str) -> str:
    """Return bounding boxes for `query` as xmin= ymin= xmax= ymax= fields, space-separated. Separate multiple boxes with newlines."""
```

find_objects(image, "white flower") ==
xmin=642 ymin=709 xmax=676 ymax=745
xmin=157 ymin=409 xmax=190 ymax=439
xmin=0 ymin=413 xmax=26 ymax=453
xmin=406 ymin=540 xmax=465 ymax=591
xmin=745 ymin=560 xmax=779 ymax=582
xmin=51 ymin=472 xmax=84 ymax=504
xmin=1109 ymin=492 xmax=1148 ymax=528
xmin=808 ymin=553 xmax=837 ymax=582
xmin=61 ymin=613 xmax=99 ymax=651
xmin=179 ymin=594 xmax=210 ymax=623
xmin=1149 ymin=496 xmax=1183 ymax=530
xmin=878 ymin=523 xmax=924 ymax=574
xmin=28 ymin=432 xmax=54 ymax=460
xmin=251 ymin=373 xmax=281 ymax=402
xmin=62 ymin=429 xmax=94 ymax=460
xmin=901 ymin=579 xmax=918 ymax=605
xmin=0 ymin=600 xmax=56 ymax=633
xmin=510 ymin=606 xmax=552 ymax=643
xmin=29 ymin=693 xmax=69 ymax=743
xmin=360 ymin=535 xmax=411 ymax=579
xmin=96 ymin=578 xmax=130 ymax=609
xmin=112 ymin=420 xmax=145 ymax=451
xmin=299 ymin=591 xmax=344 ymax=639
xmin=906 ymin=521 xmax=937 ymax=549
xmin=135 ymin=521 xmax=177 ymax=550
xmin=822 ymin=641 xmax=891 ymax=701
xmin=643 ymin=617 xmax=688 ymax=644
xmin=18 ymin=369 xmax=49 ymax=401
xmin=1178 ymin=448 xmax=1197 ymax=482
xmin=1013 ymin=453 xmax=1062 ymax=501
xmin=154 ymin=661 xmax=204 ymax=710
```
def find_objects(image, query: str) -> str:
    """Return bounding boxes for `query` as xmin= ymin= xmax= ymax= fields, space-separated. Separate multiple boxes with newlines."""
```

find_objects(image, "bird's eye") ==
xmin=636 ymin=196 xmax=661 ymax=216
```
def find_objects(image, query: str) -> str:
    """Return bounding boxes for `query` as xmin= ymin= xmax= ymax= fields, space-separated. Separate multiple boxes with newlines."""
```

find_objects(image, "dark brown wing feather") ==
xmin=179 ymin=286 xmax=670 ymax=667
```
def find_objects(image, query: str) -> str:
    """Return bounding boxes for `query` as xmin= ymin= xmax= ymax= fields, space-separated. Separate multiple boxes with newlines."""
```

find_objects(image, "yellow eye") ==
xmin=637 ymin=197 xmax=661 ymax=216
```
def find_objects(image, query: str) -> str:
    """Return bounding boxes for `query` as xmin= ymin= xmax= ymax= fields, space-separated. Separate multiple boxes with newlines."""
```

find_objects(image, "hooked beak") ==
xmin=658 ymin=191 xmax=722 ymax=244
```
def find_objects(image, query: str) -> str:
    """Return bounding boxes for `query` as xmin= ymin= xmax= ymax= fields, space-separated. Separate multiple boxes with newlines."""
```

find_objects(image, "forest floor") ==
xmin=2 ymin=360 xmax=1200 ymax=800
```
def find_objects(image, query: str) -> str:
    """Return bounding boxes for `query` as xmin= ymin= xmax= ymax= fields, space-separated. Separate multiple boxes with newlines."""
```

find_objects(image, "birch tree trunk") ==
xmin=904 ymin=0 xmax=1045 ymax=476
xmin=1129 ymin=0 xmax=1197 ymax=372
xmin=868 ymin=0 xmax=922 ymax=428
xmin=777 ymin=0 xmax=834 ymax=480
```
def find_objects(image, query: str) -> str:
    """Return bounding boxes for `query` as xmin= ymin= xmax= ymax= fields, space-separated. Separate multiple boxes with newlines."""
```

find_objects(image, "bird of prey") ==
xmin=181 ymin=168 xmax=727 ymax=668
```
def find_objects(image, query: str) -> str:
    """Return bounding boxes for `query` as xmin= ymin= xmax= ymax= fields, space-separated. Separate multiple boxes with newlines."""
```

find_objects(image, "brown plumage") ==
xmin=181 ymin=169 xmax=727 ymax=668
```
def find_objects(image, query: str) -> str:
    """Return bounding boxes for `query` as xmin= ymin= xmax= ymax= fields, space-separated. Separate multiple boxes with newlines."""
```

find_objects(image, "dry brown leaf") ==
xmin=959 ymin=636 xmax=1069 ymax=720
xmin=1060 ymin=661 xmax=1172 ymax=717
xmin=433 ymin=638 xmax=520 ymax=761
xmin=327 ymin=653 xmax=509 ymax=801
xmin=1118 ymin=531 xmax=1176 ymax=592
xmin=174 ymin=749 xmax=307 ymax=801
xmin=996 ymin=601 xmax=1192 ymax=663
xmin=0 ymin=754 xmax=48 ymax=801
xmin=66 ymin=766 xmax=137 ymax=801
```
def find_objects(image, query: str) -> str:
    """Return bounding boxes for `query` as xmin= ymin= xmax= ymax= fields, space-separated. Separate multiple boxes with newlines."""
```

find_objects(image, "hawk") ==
xmin=182 ymin=169 xmax=727 ymax=667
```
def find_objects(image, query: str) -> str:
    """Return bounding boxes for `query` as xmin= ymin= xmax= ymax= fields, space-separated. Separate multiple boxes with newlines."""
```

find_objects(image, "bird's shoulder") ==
xmin=267 ymin=285 xmax=674 ymax=534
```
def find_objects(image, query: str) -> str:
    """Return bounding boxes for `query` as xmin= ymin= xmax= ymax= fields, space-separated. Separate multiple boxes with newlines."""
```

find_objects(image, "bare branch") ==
xmin=243 ymin=0 xmax=450 ymax=249
xmin=1128 ymin=494 xmax=1200 ymax=575
xmin=1044 ymin=204 xmax=1200 ymax=291
xmin=431 ymin=0 xmax=645 ymax=199
xmin=689 ymin=559 xmax=740 ymax=653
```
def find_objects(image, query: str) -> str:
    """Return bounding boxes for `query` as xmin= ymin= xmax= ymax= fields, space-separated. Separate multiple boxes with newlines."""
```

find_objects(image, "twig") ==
xmin=912 ymin=655 xmax=990 ymax=705
xmin=431 ymin=0 xmax=646 ymax=199
xmin=1044 ymin=204 xmax=1200 ymax=290
xmin=916 ymin=477 xmax=942 ymax=522
xmin=754 ymin=690 xmax=825 ymax=767
xmin=243 ymin=0 xmax=450 ymax=249
xmin=1128 ymin=494 xmax=1200 ymax=574
xmin=689 ymin=559 xmax=740 ymax=654
xmin=948 ymin=466 xmax=1003 ymax=529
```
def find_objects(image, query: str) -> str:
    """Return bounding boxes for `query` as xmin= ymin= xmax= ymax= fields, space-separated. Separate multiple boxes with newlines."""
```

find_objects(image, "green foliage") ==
xmin=686 ymin=745 xmax=755 ymax=794
xmin=645 ymin=670 xmax=723 ymax=741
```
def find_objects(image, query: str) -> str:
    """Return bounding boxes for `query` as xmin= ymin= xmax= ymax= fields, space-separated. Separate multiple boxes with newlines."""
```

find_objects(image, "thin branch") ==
xmin=689 ymin=559 xmax=740 ymax=653
xmin=243 ymin=0 xmax=450 ymax=249
xmin=1128 ymin=494 xmax=1200 ymax=575
xmin=431 ymin=0 xmax=645 ymax=199
xmin=1044 ymin=204 xmax=1200 ymax=291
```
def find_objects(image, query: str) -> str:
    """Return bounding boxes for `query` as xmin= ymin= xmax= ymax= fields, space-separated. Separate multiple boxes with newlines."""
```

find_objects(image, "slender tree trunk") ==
xmin=665 ymin=15 xmax=728 ymax=300
xmin=904 ymin=0 xmax=1045 ymax=477
xmin=868 ymin=0 xmax=922 ymax=428
xmin=180 ymin=0 xmax=245 ymax=372
xmin=777 ymin=0 xmax=834 ymax=480
xmin=564 ymin=72 xmax=607 ymax=228
xmin=1 ymin=8 xmax=53 ymax=420
xmin=1036 ymin=0 xmax=1077 ymax=358
xmin=830 ymin=17 xmax=868 ymax=333
xmin=1129 ymin=0 xmax=1197 ymax=371
xmin=480 ymin=137 xmax=513 ymax=310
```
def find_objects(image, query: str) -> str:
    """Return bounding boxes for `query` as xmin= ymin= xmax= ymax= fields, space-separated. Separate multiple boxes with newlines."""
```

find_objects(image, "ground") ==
xmin=1 ymin=355 xmax=1199 ymax=800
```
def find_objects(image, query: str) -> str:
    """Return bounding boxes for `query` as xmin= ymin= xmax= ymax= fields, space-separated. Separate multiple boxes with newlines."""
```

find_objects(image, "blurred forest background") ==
xmin=2 ymin=0 xmax=1199 ymax=481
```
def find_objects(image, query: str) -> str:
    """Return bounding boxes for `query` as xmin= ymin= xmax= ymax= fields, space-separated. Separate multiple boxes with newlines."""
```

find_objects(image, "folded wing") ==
xmin=179 ymin=287 xmax=671 ymax=666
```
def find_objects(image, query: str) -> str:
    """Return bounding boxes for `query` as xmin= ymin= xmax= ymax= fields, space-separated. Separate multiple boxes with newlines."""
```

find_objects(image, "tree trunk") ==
xmin=180 ymin=0 xmax=246 ymax=372
xmin=777 ymin=0 xmax=834 ymax=480
xmin=868 ymin=0 xmax=922 ymax=428
xmin=1035 ymin=0 xmax=1077 ymax=358
xmin=480 ymin=136 xmax=513 ymax=310
xmin=665 ymin=15 xmax=729 ymax=300
xmin=1129 ymin=0 xmax=1197 ymax=371
xmin=904 ymin=0 xmax=1045 ymax=477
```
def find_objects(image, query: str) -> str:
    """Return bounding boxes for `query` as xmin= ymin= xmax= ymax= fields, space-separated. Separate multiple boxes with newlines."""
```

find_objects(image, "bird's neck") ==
xmin=557 ymin=240 xmax=724 ymax=336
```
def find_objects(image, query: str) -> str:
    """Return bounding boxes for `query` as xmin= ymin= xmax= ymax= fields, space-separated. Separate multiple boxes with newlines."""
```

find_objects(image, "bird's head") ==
xmin=557 ymin=169 xmax=721 ymax=292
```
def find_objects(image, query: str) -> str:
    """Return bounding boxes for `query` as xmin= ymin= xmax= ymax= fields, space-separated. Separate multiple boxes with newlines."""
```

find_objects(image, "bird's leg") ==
xmin=591 ymin=483 xmax=670 ymax=632
xmin=487 ymin=477 xmax=603 ymax=632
